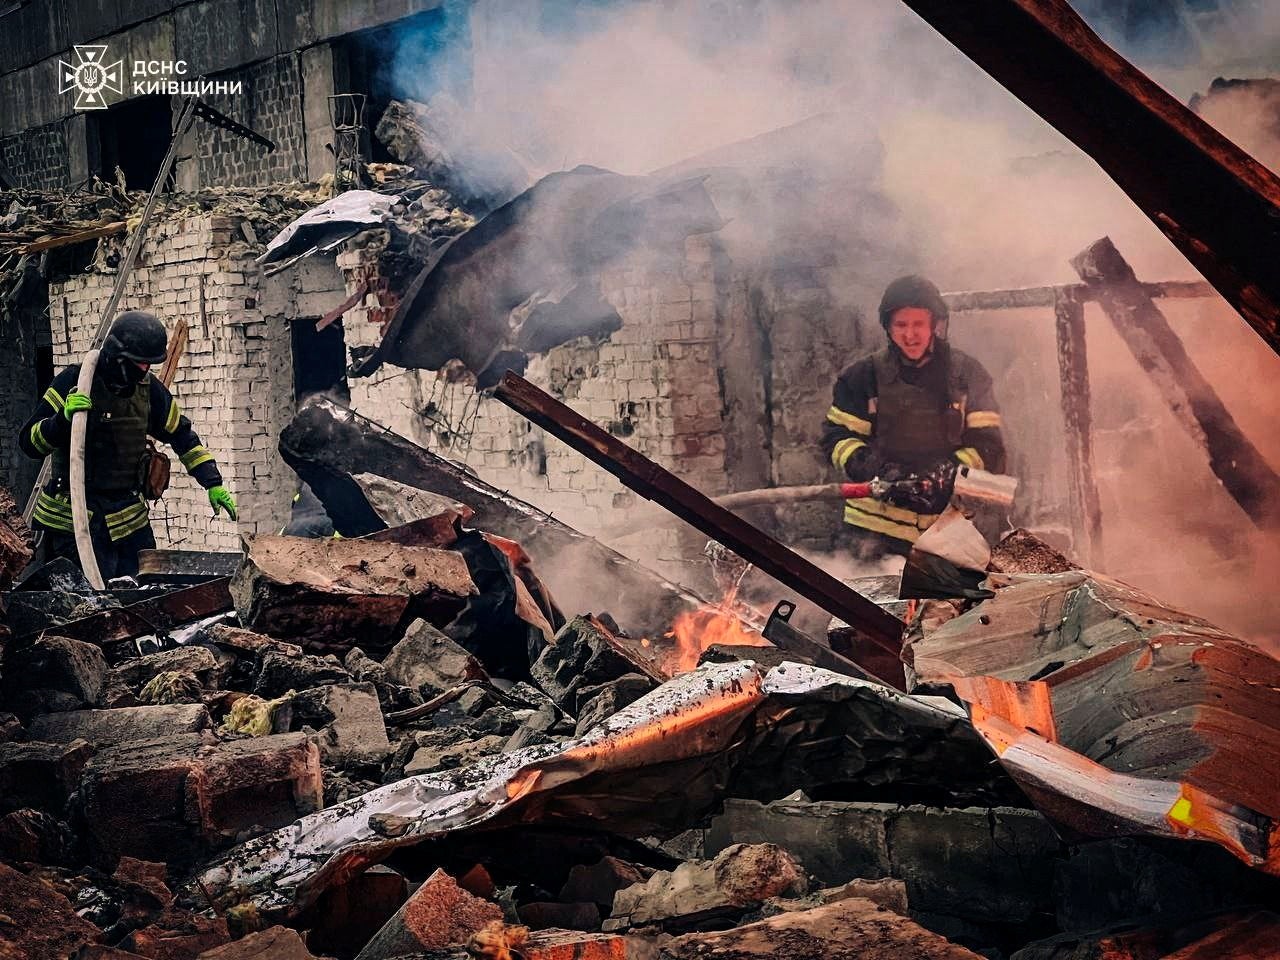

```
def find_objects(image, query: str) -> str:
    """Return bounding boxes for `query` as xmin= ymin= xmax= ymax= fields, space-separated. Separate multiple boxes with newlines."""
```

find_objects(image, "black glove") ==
xmin=881 ymin=459 xmax=957 ymax=514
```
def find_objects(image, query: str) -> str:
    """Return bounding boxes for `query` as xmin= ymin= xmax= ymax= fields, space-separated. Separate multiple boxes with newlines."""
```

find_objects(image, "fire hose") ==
xmin=607 ymin=466 xmax=1018 ymax=539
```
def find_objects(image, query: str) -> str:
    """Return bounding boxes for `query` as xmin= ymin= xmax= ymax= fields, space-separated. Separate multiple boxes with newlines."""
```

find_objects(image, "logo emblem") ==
xmin=58 ymin=45 xmax=124 ymax=110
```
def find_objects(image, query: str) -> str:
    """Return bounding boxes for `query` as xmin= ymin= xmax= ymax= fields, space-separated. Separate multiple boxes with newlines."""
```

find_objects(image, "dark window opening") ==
xmin=335 ymin=6 xmax=472 ymax=164
xmin=88 ymin=95 xmax=173 ymax=190
xmin=291 ymin=318 xmax=350 ymax=404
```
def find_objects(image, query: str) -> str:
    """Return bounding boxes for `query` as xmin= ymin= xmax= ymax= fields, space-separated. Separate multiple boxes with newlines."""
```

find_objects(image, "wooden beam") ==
xmin=493 ymin=372 xmax=907 ymax=689
xmin=899 ymin=0 xmax=1280 ymax=356
xmin=20 ymin=221 xmax=126 ymax=253
xmin=944 ymin=280 xmax=1213 ymax=313
xmin=1053 ymin=288 xmax=1103 ymax=566
xmin=1072 ymin=237 xmax=1280 ymax=530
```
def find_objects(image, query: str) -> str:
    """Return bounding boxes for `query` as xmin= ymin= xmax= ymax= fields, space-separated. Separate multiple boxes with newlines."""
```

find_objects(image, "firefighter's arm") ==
xmin=17 ymin=369 xmax=79 ymax=460
xmin=953 ymin=361 xmax=1006 ymax=474
xmin=148 ymin=380 xmax=224 ymax=490
xmin=822 ymin=361 xmax=886 ymax=482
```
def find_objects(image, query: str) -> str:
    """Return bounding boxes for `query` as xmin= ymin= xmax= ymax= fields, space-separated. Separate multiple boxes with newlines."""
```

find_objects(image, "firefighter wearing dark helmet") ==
xmin=820 ymin=276 xmax=1006 ymax=557
xmin=19 ymin=311 xmax=237 ymax=580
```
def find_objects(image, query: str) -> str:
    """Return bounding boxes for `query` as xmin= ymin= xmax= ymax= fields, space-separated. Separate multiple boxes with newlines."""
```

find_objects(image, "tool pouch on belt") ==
xmin=139 ymin=440 xmax=171 ymax=501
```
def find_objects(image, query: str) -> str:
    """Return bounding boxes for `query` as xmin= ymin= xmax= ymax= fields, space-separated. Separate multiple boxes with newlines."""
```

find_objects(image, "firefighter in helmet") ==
xmin=820 ymin=275 xmax=1006 ymax=558
xmin=18 ymin=311 xmax=237 ymax=580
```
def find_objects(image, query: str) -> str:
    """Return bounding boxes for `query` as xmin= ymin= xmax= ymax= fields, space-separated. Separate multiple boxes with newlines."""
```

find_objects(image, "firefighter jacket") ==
xmin=18 ymin=365 xmax=223 ymax=541
xmin=820 ymin=342 xmax=1005 ymax=544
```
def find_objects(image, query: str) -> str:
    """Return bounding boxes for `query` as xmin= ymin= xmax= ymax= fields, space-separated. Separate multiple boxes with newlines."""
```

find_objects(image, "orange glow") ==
xmin=663 ymin=588 xmax=770 ymax=675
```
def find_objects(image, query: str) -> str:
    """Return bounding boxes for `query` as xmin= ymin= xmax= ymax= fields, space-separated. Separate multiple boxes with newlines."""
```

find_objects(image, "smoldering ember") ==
xmin=3 ymin=3 xmax=1280 ymax=960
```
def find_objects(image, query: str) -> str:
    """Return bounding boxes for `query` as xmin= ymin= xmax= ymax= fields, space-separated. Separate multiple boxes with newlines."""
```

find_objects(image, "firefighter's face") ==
xmin=889 ymin=307 xmax=934 ymax=361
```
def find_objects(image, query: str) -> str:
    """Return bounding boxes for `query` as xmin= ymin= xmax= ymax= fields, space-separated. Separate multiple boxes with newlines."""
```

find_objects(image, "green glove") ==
xmin=63 ymin=391 xmax=93 ymax=420
xmin=208 ymin=485 xmax=238 ymax=521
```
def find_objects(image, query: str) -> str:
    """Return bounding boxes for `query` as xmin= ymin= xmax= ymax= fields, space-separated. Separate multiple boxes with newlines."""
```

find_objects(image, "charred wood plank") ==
xmin=899 ymin=0 xmax=1280 ymax=355
xmin=278 ymin=397 xmax=709 ymax=641
xmin=15 ymin=578 xmax=233 ymax=662
xmin=1053 ymin=288 xmax=1104 ymax=565
xmin=1072 ymin=237 xmax=1280 ymax=530
xmin=494 ymin=372 xmax=906 ymax=688
xmin=944 ymin=280 xmax=1213 ymax=313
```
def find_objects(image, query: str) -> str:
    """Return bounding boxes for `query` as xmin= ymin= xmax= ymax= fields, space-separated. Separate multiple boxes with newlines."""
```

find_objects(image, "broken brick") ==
xmin=0 ymin=861 xmax=102 ymax=960
xmin=2 ymin=635 xmax=108 ymax=717
xmin=195 ymin=926 xmax=319 ymax=960
xmin=78 ymin=732 xmax=322 ymax=868
xmin=354 ymin=867 xmax=503 ymax=960
xmin=27 ymin=703 xmax=212 ymax=748
xmin=0 ymin=808 xmax=77 ymax=865
xmin=560 ymin=856 xmax=649 ymax=913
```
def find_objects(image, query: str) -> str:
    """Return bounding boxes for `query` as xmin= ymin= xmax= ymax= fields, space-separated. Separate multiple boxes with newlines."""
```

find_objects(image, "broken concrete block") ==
xmin=253 ymin=650 xmax=351 ymax=698
xmin=28 ymin=703 xmax=212 ymax=748
xmin=2 ymin=635 xmax=108 ymax=716
xmin=300 ymin=864 xmax=409 ymax=959
xmin=561 ymin=856 xmax=650 ymax=913
xmin=0 ymin=738 xmax=95 ymax=813
xmin=531 ymin=616 xmax=658 ymax=715
xmin=0 ymin=861 xmax=103 ymax=959
xmin=121 ymin=909 xmax=230 ymax=960
xmin=230 ymin=534 xmax=476 ymax=655
xmin=0 ymin=711 xmax=21 ymax=741
xmin=138 ymin=671 xmax=206 ymax=705
xmin=0 ymin=808 xmax=77 ymax=864
xmin=382 ymin=618 xmax=486 ymax=695
xmin=286 ymin=682 xmax=391 ymax=767
xmin=573 ymin=674 xmax=656 ymax=735
xmin=112 ymin=856 xmax=174 ymax=909
xmin=817 ymin=877 xmax=909 ymax=914
xmin=661 ymin=897 xmax=981 ymax=959
xmin=78 ymin=732 xmax=323 ymax=867
xmin=354 ymin=867 xmax=504 ymax=960
xmin=195 ymin=926 xmax=320 ymax=960
xmin=706 ymin=798 xmax=1059 ymax=927
xmin=403 ymin=732 xmax=506 ymax=778
xmin=518 ymin=901 xmax=601 ymax=931
xmin=110 ymin=646 xmax=224 ymax=694
xmin=609 ymin=843 xmax=807 ymax=930
xmin=344 ymin=647 xmax=422 ymax=711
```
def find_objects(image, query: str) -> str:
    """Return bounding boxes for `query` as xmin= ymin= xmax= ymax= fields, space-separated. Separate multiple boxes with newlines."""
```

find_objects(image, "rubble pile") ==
xmin=3 ymin=421 xmax=1280 ymax=960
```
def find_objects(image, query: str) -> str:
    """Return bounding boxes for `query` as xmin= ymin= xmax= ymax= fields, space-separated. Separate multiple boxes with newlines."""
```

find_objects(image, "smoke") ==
xmin=376 ymin=0 xmax=1280 ymax=643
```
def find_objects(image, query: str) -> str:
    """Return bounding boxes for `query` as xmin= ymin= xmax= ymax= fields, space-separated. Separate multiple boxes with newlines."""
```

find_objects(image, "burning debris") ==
xmin=4 ymin=392 xmax=1279 ymax=960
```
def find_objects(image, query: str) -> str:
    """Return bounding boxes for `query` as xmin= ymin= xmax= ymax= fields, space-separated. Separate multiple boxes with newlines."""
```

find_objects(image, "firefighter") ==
xmin=18 ymin=311 xmax=237 ymax=580
xmin=821 ymin=275 xmax=1006 ymax=558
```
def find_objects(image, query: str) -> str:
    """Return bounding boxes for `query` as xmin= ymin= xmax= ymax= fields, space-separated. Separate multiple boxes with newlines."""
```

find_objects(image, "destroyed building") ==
xmin=2 ymin=0 xmax=1280 ymax=958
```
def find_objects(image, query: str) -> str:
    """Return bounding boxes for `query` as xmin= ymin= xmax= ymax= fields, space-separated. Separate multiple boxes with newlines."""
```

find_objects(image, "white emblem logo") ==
xmin=58 ymin=45 xmax=124 ymax=110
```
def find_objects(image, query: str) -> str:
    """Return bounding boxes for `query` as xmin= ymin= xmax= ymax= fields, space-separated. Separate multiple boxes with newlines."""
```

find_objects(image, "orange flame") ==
xmin=663 ymin=588 xmax=771 ymax=674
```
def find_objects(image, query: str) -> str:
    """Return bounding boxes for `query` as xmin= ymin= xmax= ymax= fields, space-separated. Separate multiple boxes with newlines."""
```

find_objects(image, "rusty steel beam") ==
xmin=1053 ymin=288 xmax=1104 ymax=566
xmin=493 ymin=372 xmax=907 ymax=689
xmin=899 ymin=0 xmax=1280 ymax=356
xmin=1072 ymin=237 xmax=1280 ymax=531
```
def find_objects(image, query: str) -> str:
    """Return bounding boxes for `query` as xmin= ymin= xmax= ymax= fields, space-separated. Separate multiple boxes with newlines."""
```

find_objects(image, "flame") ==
xmin=663 ymin=587 xmax=771 ymax=674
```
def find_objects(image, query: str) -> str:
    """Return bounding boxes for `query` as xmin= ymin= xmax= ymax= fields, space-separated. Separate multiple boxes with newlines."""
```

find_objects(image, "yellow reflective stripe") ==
xmin=33 ymin=507 xmax=75 ymax=532
xmin=36 ymin=492 xmax=74 ymax=517
xmin=843 ymin=502 xmax=923 ymax=543
xmin=180 ymin=446 xmax=214 ymax=470
xmin=965 ymin=410 xmax=1002 ymax=429
xmin=30 ymin=422 xmax=54 ymax=456
xmin=955 ymin=446 xmax=985 ymax=469
xmin=165 ymin=399 xmax=181 ymax=434
xmin=845 ymin=495 xmax=939 ymax=528
xmin=831 ymin=437 xmax=866 ymax=469
xmin=105 ymin=501 xmax=149 ymax=540
xmin=43 ymin=386 xmax=65 ymax=413
xmin=826 ymin=405 xmax=872 ymax=436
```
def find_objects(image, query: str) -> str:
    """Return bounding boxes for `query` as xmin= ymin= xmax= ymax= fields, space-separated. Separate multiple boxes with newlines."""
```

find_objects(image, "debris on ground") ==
xmin=2 ymin=466 xmax=1278 ymax=960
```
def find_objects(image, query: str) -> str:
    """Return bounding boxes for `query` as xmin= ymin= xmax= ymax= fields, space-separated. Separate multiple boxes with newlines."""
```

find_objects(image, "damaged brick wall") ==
xmin=0 ymin=120 xmax=70 ymax=190
xmin=50 ymin=213 xmax=307 ymax=549
xmin=191 ymin=56 xmax=308 ymax=188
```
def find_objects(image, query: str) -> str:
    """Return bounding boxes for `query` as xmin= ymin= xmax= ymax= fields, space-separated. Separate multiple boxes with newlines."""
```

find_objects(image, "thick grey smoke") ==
xmin=381 ymin=0 xmax=1280 ymax=646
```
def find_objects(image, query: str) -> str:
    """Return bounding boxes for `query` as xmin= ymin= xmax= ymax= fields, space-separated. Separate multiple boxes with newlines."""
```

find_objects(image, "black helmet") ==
xmin=878 ymin=275 xmax=949 ymax=332
xmin=103 ymin=311 xmax=168 ymax=365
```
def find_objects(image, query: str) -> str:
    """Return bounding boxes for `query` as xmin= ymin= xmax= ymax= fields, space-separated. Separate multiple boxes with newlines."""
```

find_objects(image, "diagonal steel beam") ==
xmin=898 ymin=0 xmax=1280 ymax=358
